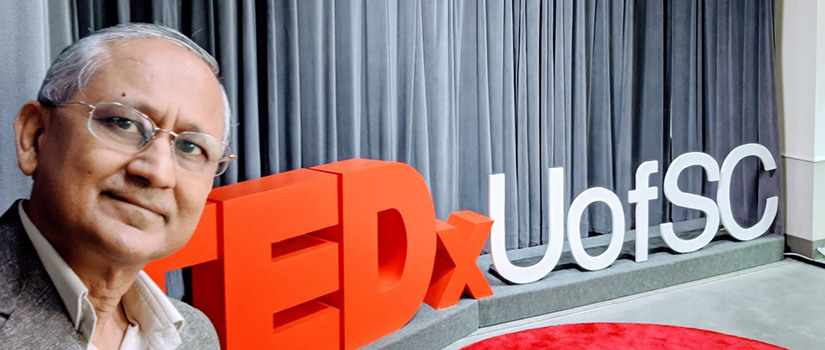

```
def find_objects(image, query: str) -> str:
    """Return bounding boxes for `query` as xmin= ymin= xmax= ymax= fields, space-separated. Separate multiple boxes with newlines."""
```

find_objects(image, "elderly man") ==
xmin=0 ymin=23 xmax=232 ymax=349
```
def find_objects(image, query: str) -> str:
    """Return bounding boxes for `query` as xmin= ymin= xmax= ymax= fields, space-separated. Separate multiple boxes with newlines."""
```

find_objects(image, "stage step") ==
xmin=365 ymin=221 xmax=784 ymax=349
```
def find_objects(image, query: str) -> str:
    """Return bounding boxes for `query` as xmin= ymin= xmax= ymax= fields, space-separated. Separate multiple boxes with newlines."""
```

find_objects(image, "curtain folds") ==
xmin=667 ymin=0 xmax=782 ymax=233
xmin=1 ymin=0 xmax=783 ymax=252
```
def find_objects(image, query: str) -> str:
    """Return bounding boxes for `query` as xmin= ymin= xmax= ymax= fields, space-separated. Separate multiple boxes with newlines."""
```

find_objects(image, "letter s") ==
xmin=660 ymin=152 xmax=720 ymax=253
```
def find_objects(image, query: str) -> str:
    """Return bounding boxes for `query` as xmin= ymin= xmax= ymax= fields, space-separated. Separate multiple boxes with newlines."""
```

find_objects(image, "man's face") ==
xmin=27 ymin=38 xmax=225 ymax=267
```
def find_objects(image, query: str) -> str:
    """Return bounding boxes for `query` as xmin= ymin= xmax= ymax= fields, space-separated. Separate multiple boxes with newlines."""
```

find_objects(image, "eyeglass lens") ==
xmin=86 ymin=102 xmax=230 ymax=176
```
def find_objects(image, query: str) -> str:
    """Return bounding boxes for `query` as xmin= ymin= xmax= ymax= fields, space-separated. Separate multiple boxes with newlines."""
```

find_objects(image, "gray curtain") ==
xmin=0 ymin=0 xmax=782 ymax=254
xmin=667 ymin=0 xmax=782 ymax=234
xmin=0 ymin=2 xmax=50 ymax=209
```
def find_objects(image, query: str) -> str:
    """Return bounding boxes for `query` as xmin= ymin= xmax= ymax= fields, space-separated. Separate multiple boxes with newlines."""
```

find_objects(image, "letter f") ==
xmin=627 ymin=161 xmax=658 ymax=262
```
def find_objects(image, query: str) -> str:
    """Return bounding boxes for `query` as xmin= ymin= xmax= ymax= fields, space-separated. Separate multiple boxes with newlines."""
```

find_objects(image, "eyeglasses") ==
xmin=50 ymin=101 xmax=236 ymax=177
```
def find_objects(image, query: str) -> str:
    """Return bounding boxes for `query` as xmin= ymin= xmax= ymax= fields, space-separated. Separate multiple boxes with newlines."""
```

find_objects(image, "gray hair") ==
xmin=37 ymin=23 xmax=232 ymax=144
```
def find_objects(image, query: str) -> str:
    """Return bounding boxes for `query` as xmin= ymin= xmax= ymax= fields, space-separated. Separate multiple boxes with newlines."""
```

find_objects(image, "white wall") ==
xmin=776 ymin=0 xmax=825 ymax=243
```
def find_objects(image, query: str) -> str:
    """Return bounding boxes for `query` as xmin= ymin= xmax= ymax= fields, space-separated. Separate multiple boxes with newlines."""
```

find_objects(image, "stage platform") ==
xmin=364 ymin=220 xmax=785 ymax=349
xmin=446 ymin=258 xmax=823 ymax=350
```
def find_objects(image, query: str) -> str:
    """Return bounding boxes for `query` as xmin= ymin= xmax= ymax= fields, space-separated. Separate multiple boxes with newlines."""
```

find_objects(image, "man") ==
xmin=0 ymin=23 xmax=233 ymax=349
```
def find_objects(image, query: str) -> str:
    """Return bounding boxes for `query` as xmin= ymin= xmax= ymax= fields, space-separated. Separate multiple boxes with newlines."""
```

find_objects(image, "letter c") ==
xmin=718 ymin=143 xmax=778 ymax=240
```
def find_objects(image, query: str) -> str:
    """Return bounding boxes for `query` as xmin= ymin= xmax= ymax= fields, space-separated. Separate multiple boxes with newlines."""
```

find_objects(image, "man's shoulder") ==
xmin=168 ymin=298 xmax=221 ymax=350
xmin=0 ymin=201 xmax=23 ymax=248
xmin=0 ymin=200 xmax=55 ymax=301
xmin=0 ymin=201 xmax=86 ymax=349
xmin=0 ymin=201 xmax=36 ymax=296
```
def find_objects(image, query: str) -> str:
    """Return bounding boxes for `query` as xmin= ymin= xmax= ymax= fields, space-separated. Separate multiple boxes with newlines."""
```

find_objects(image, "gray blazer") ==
xmin=0 ymin=201 xmax=220 ymax=349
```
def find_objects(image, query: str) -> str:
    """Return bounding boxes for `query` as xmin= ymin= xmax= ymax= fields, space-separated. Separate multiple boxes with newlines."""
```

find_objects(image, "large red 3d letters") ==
xmin=144 ymin=159 xmax=493 ymax=349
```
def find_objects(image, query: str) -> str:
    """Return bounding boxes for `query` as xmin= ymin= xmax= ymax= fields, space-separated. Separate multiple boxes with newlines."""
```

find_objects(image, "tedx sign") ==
xmin=143 ymin=143 xmax=777 ymax=348
xmin=144 ymin=159 xmax=494 ymax=349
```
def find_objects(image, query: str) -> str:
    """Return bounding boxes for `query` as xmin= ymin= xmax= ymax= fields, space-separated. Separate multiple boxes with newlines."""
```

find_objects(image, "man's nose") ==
xmin=126 ymin=132 xmax=177 ymax=188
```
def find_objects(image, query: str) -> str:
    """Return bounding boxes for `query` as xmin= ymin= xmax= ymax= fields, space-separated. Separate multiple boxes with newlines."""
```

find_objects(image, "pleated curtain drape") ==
xmin=0 ymin=0 xmax=782 ymax=254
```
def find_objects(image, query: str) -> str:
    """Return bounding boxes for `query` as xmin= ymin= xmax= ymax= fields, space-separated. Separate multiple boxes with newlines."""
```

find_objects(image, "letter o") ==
xmin=567 ymin=188 xmax=626 ymax=271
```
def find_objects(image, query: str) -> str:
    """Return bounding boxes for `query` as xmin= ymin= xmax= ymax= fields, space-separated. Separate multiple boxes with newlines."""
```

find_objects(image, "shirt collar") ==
xmin=122 ymin=271 xmax=185 ymax=348
xmin=18 ymin=201 xmax=184 ymax=348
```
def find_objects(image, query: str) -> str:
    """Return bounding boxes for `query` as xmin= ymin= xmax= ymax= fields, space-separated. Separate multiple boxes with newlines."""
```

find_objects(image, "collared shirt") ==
xmin=18 ymin=201 xmax=185 ymax=349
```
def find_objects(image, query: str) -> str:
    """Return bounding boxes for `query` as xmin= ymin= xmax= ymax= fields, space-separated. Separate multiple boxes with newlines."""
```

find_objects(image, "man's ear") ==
xmin=14 ymin=101 xmax=48 ymax=176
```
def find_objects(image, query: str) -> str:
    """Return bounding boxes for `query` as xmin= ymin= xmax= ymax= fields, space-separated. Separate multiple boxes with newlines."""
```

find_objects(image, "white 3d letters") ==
xmin=717 ymin=143 xmax=778 ymax=240
xmin=489 ymin=168 xmax=564 ymax=284
xmin=488 ymin=143 xmax=777 ymax=285
xmin=627 ymin=161 xmax=659 ymax=262
xmin=659 ymin=152 xmax=720 ymax=253
xmin=567 ymin=188 xmax=626 ymax=270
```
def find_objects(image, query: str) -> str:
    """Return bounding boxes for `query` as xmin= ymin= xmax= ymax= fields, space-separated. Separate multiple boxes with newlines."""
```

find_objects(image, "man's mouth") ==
xmin=102 ymin=191 xmax=169 ymax=223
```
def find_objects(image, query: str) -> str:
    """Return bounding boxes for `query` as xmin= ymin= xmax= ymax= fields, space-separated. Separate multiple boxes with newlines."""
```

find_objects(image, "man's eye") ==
xmin=112 ymin=117 xmax=134 ymax=130
xmin=176 ymin=140 xmax=205 ymax=156
xmin=100 ymin=116 xmax=141 ymax=134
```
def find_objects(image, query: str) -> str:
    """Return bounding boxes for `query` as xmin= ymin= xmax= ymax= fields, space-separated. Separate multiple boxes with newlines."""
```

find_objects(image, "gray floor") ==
xmin=446 ymin=259 xmax=825 ymax=350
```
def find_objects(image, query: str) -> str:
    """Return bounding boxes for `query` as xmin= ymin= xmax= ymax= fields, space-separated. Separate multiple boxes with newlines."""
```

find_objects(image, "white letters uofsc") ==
xmin=489 ymin=143 xmax=778 ymax=284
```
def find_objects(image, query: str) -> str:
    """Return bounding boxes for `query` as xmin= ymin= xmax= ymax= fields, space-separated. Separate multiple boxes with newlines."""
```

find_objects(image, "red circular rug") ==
xmin=462 ymin=323 xmax=787 ymax=349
